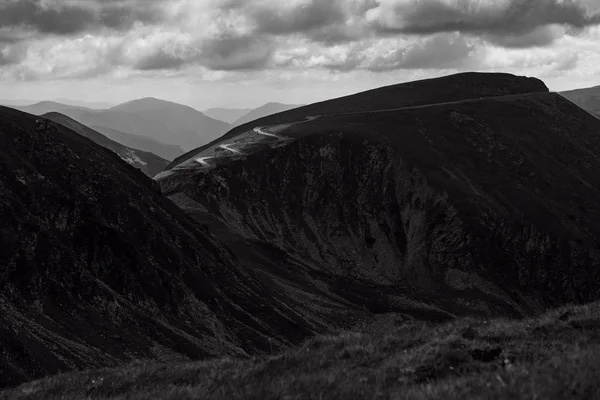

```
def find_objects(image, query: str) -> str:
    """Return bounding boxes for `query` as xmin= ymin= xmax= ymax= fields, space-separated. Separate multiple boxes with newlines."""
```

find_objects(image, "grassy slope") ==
xmin=6 ymin=300 xmax=600 ymax=400
xmin=167 ymin=72 xmax=548 ymax=169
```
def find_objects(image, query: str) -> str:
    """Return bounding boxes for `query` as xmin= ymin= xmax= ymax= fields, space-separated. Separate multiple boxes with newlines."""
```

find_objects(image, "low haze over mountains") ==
xmin=203 ymin=108 xmax=252 ymax=124
xmin=13 ymin=98 xmax=231 ymax=160
xmin=43 ymin=113 xmax=168 ymax=177
xmin=110 ymin=98 xmax=230 ymax=151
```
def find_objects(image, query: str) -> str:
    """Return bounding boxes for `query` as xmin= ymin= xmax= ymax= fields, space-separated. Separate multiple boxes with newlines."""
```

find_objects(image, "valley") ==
xmin=3 ymin=72 xmax=600 ymax=399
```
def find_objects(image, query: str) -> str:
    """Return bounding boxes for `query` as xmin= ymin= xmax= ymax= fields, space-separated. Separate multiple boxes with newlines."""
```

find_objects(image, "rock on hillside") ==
xmin=159 ymin=73 xmax=600 ymax=320
xmin=0 ymin=107 xmax=359 ymax=389
xmin=43 ymin=112 xmax=168 ymax=177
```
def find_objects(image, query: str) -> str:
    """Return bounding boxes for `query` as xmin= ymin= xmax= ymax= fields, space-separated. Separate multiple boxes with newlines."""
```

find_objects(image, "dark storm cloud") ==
xmin=0 ymin=0 xmax=164 ymax=36
xmin=200 ymin=34 xmax=274 ymax=71
xmin=374 ymin=0 xmax=600 ymax=36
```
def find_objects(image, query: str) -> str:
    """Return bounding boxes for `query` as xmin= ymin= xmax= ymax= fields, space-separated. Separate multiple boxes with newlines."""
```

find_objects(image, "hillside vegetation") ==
xmin=6 ymin=300 xmax=600 ymax=400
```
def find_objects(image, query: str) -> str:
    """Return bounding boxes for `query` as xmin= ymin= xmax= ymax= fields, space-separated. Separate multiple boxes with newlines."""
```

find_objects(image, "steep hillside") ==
xmin=168 ymin=72 xmax=548 ymax=168
xmin=232 ymin=102 xmax=303 ymax=127
xmin=561 ymin=86 xmax=600 ymax=118
xmin=159 ymin=73 xmax=600 ymax=321
xmin=0 ymin=106 xmax=362 ymax=389
xmin=110 ymin=98 xmax=231 ymax=151
xmin=204 ymin=108 xmax=251 ymax=124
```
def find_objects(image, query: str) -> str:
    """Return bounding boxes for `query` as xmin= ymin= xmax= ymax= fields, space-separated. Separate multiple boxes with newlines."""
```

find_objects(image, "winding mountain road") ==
xmin=195 ymin=156 xmax=213 ymax=166
xmin=253 ymin=127 xmax=279 ymax=138
xmin=185 ymin=92 xmax=542 ymax=171
xmin=218 ymin=144 xmax=242 ymax=154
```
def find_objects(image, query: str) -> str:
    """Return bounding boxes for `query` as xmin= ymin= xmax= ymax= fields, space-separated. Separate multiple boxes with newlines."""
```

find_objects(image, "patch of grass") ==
xmin=6 ymin=301 xmax=600 ymax=399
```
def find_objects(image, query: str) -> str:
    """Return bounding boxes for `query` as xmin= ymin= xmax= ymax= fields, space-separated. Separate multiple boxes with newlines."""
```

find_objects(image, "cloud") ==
xmin=0 ymin=42 xmax=26 ymax=65
xmin=0 ymin=0 xmax=165 ymax=36
xmin=134 ymin=49 xmax=187 ymax=71
xmin=1 ymin=0 xmax=599 ymax=80
xmin=370 ymin=0 xmax=600 ymax=38
xmin=250 ymin=0 xmax=347 ymax=35
xmin=366 ymin=34 xmax=479 ymax=71
xmin=199 ymin=34 xmax=274 ymax=70
xmin=485 ymin=25 xmax=566 ymax=48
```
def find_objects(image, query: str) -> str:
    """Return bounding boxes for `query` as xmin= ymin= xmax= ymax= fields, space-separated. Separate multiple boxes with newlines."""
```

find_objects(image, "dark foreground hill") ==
xmin=7 ymin=300 xmax=600 ymax=400
xmin=0 ymin=107 xmax=364 ymax=388
xmin=43 ymin=113 xmax=168 ymax=177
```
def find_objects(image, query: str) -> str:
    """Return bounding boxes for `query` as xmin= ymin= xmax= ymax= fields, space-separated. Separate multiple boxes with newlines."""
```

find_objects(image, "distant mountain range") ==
xmin=0 ymin=98 xmax=113 ymax=109
xmin=43 ymin=112 xmax=168 ymax=177
xmin=14 ymin=98 xmax=231 ymax=159
xmin=110 ymin=97 xmax=231 ymax=151
xmin=203 ymin=108 xmax=251 ymax=124
xmin=560 ymin=86 xmax=600 ymax=119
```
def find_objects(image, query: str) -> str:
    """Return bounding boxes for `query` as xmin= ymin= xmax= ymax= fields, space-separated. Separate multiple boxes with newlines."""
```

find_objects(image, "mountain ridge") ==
xmin=42 ymin=112 xmax=168 ymax=177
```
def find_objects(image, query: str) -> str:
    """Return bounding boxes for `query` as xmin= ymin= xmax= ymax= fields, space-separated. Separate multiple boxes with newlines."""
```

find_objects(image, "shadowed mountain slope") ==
xmin=561 ymin=86 xmax=600 ymax=119
xmin=158 ymin=73 xmax=600 ymax=323
xmin=43 ymin=112 xmax=168 ymax=177
xmin=167 ymin=72 xmax=548 ymax=168
xmin=0 ymin=107 xmax=362 ymax=389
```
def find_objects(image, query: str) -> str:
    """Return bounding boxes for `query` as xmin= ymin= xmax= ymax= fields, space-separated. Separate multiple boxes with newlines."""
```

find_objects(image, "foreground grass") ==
xmin=5 ymin=302 xmax=600 ymax=400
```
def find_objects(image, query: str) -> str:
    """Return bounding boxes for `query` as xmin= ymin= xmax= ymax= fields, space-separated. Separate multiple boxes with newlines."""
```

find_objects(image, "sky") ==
xmin=1 ymin=0 xmax=600 ymax=110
